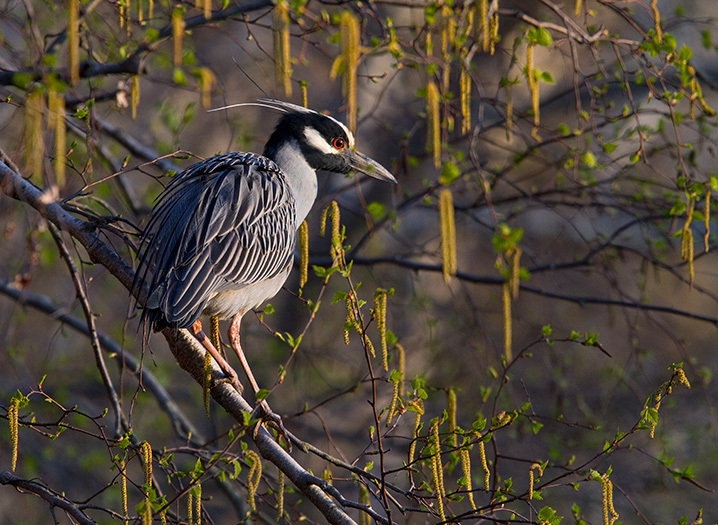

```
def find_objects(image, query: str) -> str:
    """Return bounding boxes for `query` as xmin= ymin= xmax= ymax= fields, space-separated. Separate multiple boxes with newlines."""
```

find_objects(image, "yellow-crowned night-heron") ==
xmin=133 ymin=100 xmax=396 ymax=392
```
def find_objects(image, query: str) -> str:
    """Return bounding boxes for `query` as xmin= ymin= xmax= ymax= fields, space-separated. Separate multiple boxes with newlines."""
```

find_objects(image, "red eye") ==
xmin=332 ymin=137 xmax=345 ymax=149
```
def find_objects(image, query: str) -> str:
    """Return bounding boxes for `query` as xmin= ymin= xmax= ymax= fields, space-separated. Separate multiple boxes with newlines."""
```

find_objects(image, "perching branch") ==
xmin=0 ymin=159 xmax=360 ymax=525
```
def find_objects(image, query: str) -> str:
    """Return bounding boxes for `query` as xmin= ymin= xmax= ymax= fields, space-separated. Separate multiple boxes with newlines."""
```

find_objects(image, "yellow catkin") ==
xmin=460 ymin=49 xmax=471 ymax=135
xmin=387 ymin=373 xmax=400 ymax=425
xmin=24 ymin=89 xmax=45 ymax=186
xmin=172 ymin=7 xmax=185 ymax=67
xmin=439 ymin=189 xmax=457 ymax=283
xmin=425 ymin=30 xmax=433 ymax=58
xmin=526 ymin=43 xmax=540 ymax=139
xmin=651 ymin=0 xmax=662 ymax=43
xmin=681 ymin=198 xmax=695 ymax=287
xmin=477 ymin=437 xmax=490 ymax=489
xmin=339 ymin=12 xmax=359 ymax=133
xmin=300 ymin=82 xmax=308 ymax=108
xmin=148 ymin=0 xmax=154 ymax=21
xmin=197 ymin=68 xmax=215 ymax=110
xmin=119 ymin=456 xmax=128 ymax=517
xmin=396 ymin=343 xmax=405 ymax=395
xmin=426 ymin=81 xmax=441 ymax=169
xmin=187 ymin=492 xmax=193 ymax=524
xmin=440 ymin=5 xmax=454 ymax=92
xmin=276 ymin=469 xmax=285 ymax=521
xmin=460 ymin=448 xmax=477 ymax=510
xmin=601 ymin=475 xmax=619 ymax=525
xmin=137 ymin=0 xmax=143 ymax=24
xmin=9 ymin=398 xmax=19 ymax=472
xmin=479 ymin=0 xmax=489 ymax=53
xmin=245 ymin=450 xmax=262 ymax=512
xmin=48 ymin=88 xmax=66 ymax=188
xmin=131 ymin=75 xmax=140 ymax=119
xmin=489 ymin=12 xmax=499 ymax=55
xmin=704 ymin=190 xmax=711 ymax=253
xmin=194 ymin=484 xmax=202 ymax=524
xmin=68 ymin=0 xmax=80 ymax=85
xmin=446 ymin=390 xmax=457 ymax=448
xmin=387 ymin=343 xmax=405 ymax=424
xmin=125 ymin=0 xmax=131 ymax=35
xmin=319 ymin=204 xmax=329 ymax=238
xmin=529 ymin=463 xmax=543 ymax=500
xmin=358 ymin=484 xmax=370 ymax=525
xmin=298 ymin=220 xmax=308 ymax=287
xmin=203 ymin=345 xmax=212 ymax=417
xmin=119 ymin=0 xmax=125 ymax=29
xmin=575 ymin=0 xmax=582 ymax=16
xmin=141 ymin=441 xmax=152 ymax=484
xmin=502 ymin=282 xmax=512 ymax=362
xmin=430 ymin=422 xmax=446 ymax=520
xmin=374 ymin=289 xmax=388 ymax=371
xmin=505 ymin=82 xmax=513 ymax=143
xmin=330 ymin=201 xmax=341 ymax=264
xmin=510 ymin=246 xmax=521 ymax=299
xmin=141 ymin=440 xmax=153 ymax=525
xmin=407 ymin=399 xmax=424 ymax=474
xmin=344 ymin=296 xmax=353 ymax=345
xmin=273 ymin=0 xmax=292 ymax=97
xmin=203 ymin=0 xmax=211 ymax=19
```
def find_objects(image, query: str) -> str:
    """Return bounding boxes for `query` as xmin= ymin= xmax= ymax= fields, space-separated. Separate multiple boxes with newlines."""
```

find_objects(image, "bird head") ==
xmin=212 ymin=99 xmax=396 ymax=183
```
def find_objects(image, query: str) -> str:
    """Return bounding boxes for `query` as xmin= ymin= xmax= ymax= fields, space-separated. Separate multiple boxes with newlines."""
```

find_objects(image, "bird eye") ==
xmin=331 ymin=137 xmax=345 ymax=150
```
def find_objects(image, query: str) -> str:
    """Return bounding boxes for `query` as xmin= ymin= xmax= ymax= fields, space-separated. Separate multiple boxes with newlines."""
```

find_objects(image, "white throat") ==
xmin=272 ymin=139 xmax=318 ymax=226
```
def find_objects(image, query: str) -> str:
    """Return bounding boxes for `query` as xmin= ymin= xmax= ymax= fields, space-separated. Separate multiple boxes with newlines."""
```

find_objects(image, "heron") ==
xmin=133 ymin=99 xmax=396 ymax=396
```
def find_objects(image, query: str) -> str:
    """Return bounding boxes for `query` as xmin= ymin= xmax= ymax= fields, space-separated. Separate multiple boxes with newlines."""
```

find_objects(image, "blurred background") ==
xmin=2 ymin=0 xmax=718 ymax=523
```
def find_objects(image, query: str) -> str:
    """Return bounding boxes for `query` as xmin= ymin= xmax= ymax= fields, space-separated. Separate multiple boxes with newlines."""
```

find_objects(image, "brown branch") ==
xmin=0 ymin=160 xmax=360 ymax=525
xmin=0 ymin=471 xmax=97 ymax=525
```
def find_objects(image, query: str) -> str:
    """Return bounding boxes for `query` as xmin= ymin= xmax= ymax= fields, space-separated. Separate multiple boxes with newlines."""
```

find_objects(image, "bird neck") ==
xmin=266 ymin=139 xmax=318 ymax=227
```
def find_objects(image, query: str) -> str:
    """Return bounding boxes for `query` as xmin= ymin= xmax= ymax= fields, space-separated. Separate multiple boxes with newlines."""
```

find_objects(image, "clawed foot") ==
xmin=251 ymin=400 xmax=292 ymax=452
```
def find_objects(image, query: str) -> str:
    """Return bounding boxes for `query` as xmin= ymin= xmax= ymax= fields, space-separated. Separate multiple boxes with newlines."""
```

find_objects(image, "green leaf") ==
xmin=439 ymin=161 xmax=461 ymax=185
xmin=255 ymin=389 xmax=270 ymax=401
xmin=528 ymin=27 xmax=553 ymax=47
xmin=367 ymin=201 xmax=386 ymax=219
xmin=580 ymin=151 xmax=597 ymax=168
xmin=538 ymin=506 xmax=563 ymax=525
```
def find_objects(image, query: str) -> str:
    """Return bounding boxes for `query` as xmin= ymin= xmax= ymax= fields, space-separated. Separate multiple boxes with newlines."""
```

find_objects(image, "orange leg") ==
xmin=191 ymin=319 xmax=242 ymax=392
xmin=227 ymin=313 xmax=262 ymax=395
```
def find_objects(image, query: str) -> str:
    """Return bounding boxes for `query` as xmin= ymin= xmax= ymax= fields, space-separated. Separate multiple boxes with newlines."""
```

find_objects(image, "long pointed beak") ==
xmin=346 ymin=149 xmax=397 ymax=183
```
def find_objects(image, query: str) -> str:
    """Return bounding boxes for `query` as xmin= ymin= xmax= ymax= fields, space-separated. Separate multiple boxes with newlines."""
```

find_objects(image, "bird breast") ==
xmin=202 ymin=264 xmax=292 ymax=320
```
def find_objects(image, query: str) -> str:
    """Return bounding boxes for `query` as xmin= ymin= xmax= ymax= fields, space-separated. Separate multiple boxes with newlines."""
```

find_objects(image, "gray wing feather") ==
xmin=133 ymin=152 xmax=296 ymax=329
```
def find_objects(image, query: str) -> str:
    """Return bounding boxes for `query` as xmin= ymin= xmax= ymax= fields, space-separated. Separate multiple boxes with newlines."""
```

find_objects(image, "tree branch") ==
xmin=0 ymin=471 xmax=97 ymax=525
xmin=0 ymin=159 xmax=360 ymax=525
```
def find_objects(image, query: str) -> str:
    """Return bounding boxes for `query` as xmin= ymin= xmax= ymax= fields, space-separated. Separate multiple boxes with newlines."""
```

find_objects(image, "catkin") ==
xmin=48 ymin=88 xmax=66 ymax=187
xmin=704 ymin=190 xmax=711 ymax=253
xmin=276 ymin=470 xmax=285 ymax=521
xmin=502 ymin=282 xmax=512 ymax=362
xmin=9 ymin=399 xmax=19 ymax=472
xmin=24 ymin=89 xmax=45 ymax=186
xmin=374 ymin=289 xmax=388 ymax=370
xmin=439 ymin=189 xmax=457 ymax=283
xmin=339 ymin=12 xmax=360 ymax=133
xmin=446 ymin=389 xmax=457 ymax=447
xmin=172 ymin=7 xmax=185 ymax=67
xmin=526 ymin=43 xmax=540 ymax=139
xmin=298 ymin=220 xmax=308 ymax=287
xmin=479 ymin=0 xmax=489 ymax=53
xmin=426 ymin=81 xmax=441 ymax=168
xmin=460 ymin=49 xmax=471 ymax=134
xmin=651 ymin=0 xmax=662 ymax=43
xmin=460 ymin=448 xmax=477 ymax=510
xmin=68 ymin=0 xmax=80 ymax=85
xmin=273 ymin=1 xmax=292 ymax=97
xmin=245 ymin=450 xmax=262 ymax=512
xmin=430 ymin=422 xmax=446 ymax=520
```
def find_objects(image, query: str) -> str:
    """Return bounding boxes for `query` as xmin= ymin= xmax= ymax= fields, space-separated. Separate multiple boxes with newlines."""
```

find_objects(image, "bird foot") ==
xmin=251 ymin=400 xmax=292 ymax=452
